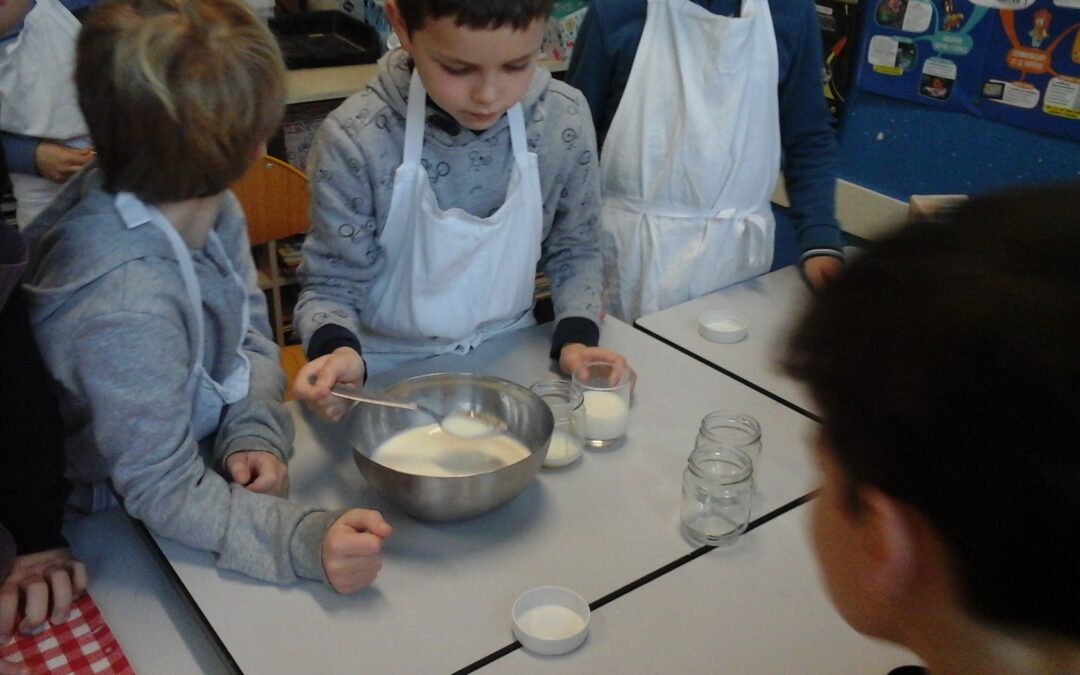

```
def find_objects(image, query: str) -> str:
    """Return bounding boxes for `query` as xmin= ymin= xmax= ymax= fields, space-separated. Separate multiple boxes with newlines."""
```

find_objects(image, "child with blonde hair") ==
xmin=23 ymin=0 xmax=390 ymax=593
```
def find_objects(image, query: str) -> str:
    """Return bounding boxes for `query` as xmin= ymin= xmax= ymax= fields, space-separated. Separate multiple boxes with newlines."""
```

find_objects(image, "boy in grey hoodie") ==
xmin=293 ymin=0 xmax=635 ymax=421
xmin=22 ymin=0 xmax=390 ymax=593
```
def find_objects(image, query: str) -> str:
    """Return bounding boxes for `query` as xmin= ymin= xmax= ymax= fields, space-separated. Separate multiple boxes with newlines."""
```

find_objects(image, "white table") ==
xmin=483 ymin=506 xmax=921 ymax=674
xmin=635 ymin=264 xmax=820 ymax=419
xmin=152 ymin=319 xmax=821 ymax=674
xmin=63 ymin=509 xmax=232 ymax=674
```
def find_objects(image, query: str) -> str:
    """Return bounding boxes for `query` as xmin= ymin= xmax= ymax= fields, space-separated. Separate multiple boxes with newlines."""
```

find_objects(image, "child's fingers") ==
xmin=46 ymin=568 xmax=72 ymax=625
xmin=335 ymin=509 xmax=391 ymax=537
xmin=18 ymin=578 xmax=47 ymax=634
xmin=228 ymin=457 xmax=252 ymax=486
xmin=0 ymin=584 xmax=17 ymax=640
xmin=66 ymin=561 xmax=88 ymax=598
xmin=0 ymin=656 xmax=32 ymax=674
xmin=293 ymin=358 xmax=331 ymax=400
xmin=327 ymin=559 xmax=383 ymax=594
xmin=246 ymin=470 xmax=286 ymax=496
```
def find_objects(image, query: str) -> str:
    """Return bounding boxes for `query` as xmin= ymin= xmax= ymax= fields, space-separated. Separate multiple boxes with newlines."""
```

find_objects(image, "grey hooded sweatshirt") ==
xmin=296 ymin=48 xmax=604 ymax=369
xmin=22 ymin=169 xmax=337 ymax=585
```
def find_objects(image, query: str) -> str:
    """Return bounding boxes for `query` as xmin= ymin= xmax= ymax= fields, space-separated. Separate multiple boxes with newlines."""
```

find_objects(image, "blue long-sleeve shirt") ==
xmin=566 ymin=0 xmax=843 ymax=254
xmin=1 ymin=0 xmax=96 ymax=177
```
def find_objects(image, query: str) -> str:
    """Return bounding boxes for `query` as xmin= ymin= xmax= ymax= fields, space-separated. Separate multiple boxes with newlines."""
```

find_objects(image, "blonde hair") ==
xmin=76 ymin=0 xmax=286 ymax=202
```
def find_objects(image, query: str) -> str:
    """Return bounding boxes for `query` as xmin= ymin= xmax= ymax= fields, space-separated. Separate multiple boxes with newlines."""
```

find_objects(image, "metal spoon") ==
xmin=329 ymin=386 xmax=508 ymax=438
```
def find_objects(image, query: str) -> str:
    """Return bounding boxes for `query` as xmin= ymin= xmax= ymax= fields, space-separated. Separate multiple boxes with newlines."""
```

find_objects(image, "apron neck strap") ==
xmin=404 ymin=68 xmax=428 ymax=164
xmin=403 ymin=68 xmax=528 ymax=163
xmin=145 ymin=206 xmax=206 ymax=378
xmin=506 ymin=104 xmax=526 ymax=156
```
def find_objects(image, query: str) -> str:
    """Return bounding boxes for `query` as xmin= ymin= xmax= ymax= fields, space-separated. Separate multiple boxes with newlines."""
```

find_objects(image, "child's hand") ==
xmin=226 ymin=451 xmax=289 ymax=497
xmin=0 ymin=549 xmax=88 ymax=643
xmin=292 ymin=347 xmax=366 ymax=422
xmin=1 ymin=657 xmax=29 ymax=674
xmin=802 ymin=255 xmax=844 ymax=292
xmin=322 ymin=509 xmax=392 ymax=594
xmin=34 ymin=143 xmax=94 ymax=184
xmin=558 ymin=343 xmax=638 ymax=392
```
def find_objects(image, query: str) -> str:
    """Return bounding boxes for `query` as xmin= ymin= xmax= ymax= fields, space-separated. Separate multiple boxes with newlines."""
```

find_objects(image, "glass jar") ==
xmin=529 ymin=380 xmax=586 ymax=467
xmin=695 ymin=411 xmax=762 ymax=459
xmin=681 ymin=444 xmax=754 ymax=546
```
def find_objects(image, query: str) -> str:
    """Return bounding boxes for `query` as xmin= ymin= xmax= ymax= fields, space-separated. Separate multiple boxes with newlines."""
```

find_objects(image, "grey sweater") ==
xmin=22 ymin=169 xmax=337 ymax=585
xmin=296 ymin=49 xmax=604 ymax=369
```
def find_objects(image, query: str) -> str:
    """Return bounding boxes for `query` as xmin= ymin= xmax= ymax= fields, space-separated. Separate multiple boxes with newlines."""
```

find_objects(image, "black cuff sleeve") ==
xmin=306 ymin=323 xmax=367 ymax=384
xmin=306 ymin=323 xmax=363 ymax=361
xmin=550 ymin=316 xmax=601 ymax=360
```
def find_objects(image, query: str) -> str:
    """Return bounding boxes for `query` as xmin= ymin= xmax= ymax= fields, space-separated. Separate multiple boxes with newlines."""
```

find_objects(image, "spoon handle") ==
xmin=329 ymin=388 xmax=422 ymax=412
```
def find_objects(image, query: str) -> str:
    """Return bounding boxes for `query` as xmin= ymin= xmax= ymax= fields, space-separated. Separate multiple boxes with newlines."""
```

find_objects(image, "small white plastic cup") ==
xmin=698 ymin=310 xmax=748 ymax=343
xmin=512 ymin=586 xmax=591 ymax=656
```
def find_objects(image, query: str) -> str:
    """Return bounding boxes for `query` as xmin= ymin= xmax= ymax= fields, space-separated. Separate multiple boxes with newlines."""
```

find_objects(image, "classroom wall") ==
xmin=839 ymin=89 xmax=1079 ymax=196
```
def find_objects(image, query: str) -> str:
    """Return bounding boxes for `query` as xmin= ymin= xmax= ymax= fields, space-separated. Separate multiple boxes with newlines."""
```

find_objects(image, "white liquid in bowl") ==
xmin=370 ymin=424 xmax=530 ymax=477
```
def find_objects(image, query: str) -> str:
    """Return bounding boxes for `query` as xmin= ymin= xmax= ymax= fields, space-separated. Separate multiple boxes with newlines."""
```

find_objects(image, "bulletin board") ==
xmin=855 ymin=0 xmax=1080 ymax=141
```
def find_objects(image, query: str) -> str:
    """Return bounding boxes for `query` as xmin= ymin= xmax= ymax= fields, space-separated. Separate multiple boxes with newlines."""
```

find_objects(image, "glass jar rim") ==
xmin=686 ymin=444 xmax=753 ymax=482
xmin=698 ymin=411 xmax=761 ymax=441
xmin=529 ymin=379 xmax=584 ymax=410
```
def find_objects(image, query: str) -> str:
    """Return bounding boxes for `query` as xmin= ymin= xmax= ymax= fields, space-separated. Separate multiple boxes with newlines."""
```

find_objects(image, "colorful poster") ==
xmin=855 ymin=0 xmax=1080 ymax=140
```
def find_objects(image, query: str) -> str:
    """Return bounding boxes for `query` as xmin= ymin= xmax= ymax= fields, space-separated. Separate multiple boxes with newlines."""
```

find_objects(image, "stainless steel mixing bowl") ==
xmin=349 ymin=373 xmax=554 ymax=521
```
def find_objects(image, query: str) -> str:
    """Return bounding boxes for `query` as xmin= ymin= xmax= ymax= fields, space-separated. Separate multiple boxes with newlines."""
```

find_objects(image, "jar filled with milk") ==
xmin=529 ymin=380 xmax=586 ymax=468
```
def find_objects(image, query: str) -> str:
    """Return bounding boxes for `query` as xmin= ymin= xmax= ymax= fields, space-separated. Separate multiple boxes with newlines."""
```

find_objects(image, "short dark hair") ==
xmin=394 ymin=0 xmax=554 ymax=34
xmin=785 ymin=182 xmax=1080 ymax=641
xmin=76 ymin=0 xmax=285 ymax=203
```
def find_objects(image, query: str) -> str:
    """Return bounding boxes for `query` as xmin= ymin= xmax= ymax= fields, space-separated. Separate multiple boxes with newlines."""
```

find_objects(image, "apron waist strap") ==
xmin=605 ymin=193 xmax=728 ymax=220
xmin=605 ymin=193 xmax=770 ymax=224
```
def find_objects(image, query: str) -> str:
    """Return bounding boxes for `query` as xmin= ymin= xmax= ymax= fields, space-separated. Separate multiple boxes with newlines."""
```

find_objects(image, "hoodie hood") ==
xmin=369 ymin=47 xmax=553 ymax=147
xmin=21 ymin=167 xmax=208 ymax=324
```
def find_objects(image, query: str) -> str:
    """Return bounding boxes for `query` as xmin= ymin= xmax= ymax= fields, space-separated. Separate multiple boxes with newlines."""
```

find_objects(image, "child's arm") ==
xmin=70 ymin=309 xmax=333 ymax=584
xmin=1 ymin=133 xmax=37 ymax=176
xmin=211 ymin=195 xmax=293 ymax=491
xmin=777 ymin=0 xmax=844 ymax=287
xmin=294 ymin=111 xmax=383 ymax=414
xmin=539 ymin=96 xmax=603 ymax=354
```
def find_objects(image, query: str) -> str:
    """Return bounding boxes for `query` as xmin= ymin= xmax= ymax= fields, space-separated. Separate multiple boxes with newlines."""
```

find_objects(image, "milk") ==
xmin=517 ymin=604 xmax=587 ymax=640
xmin=582 ymin=390 xmax=629 ymax=442
xmin=544 ymin=429 xmax=584 ymax=466
xmin=371 ymin=424 xmax=530 ymax=477
xmin=439 ymin=413 xmax=494 ymax=439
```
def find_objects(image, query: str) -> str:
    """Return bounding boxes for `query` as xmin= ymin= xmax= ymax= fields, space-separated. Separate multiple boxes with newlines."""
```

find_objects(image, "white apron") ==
xmin=359 ymin=69 xmax=543 ymax=375
xmin=599 ymin=0 xmax=781 ymax=322
xmin=0 ymin=0 xmax=91 ymax=227
xmin=116 ymin=193 xmax=253 ymax=442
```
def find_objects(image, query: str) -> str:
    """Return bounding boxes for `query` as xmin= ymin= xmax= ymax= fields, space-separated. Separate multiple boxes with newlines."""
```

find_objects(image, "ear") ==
xmin=856 ymin=487 xmax=919 ymax=603
xmin=383 ymin=0 xmax=413 ymax=53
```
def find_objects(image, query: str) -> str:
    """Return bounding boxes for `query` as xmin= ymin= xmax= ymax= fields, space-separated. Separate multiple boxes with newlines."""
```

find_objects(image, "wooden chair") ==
xmin=231 ymin=155 xmax=310 ymax=395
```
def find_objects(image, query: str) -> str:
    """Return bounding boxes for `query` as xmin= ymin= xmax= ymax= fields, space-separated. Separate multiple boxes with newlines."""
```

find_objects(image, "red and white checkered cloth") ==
xmin=0 ymin=593 xmax=133 ymax=674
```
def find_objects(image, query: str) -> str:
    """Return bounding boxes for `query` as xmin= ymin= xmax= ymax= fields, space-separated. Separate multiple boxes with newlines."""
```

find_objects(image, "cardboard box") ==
xmin=907 ymin=194 xmax=968 ymax=223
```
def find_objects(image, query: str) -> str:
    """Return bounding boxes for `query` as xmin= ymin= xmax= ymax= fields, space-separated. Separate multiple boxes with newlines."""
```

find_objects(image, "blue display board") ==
xmin=855 ymin=0 xmax=1080 ymax=141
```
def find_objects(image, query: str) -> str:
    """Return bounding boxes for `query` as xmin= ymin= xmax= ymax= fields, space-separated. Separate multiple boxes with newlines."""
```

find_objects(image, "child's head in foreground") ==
xmin=75 ymin=0 xmax=285 ymax=204
xmin=785 ymin=182 xmax=1080 ymax=664
xmin=384 ymin=0 xmax=554 ymax=131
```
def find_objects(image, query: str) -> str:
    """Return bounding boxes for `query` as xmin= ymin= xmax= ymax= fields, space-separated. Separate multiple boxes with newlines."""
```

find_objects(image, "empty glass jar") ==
xmin=681 ymin=443 xmax=754 ymax=546
xmin=695 ymin=411 xmax=762 ymax=459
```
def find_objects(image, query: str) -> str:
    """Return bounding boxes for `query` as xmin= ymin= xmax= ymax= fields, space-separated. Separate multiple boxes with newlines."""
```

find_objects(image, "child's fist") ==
xmin=322 ymin=509 xmax=392 ymax=594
